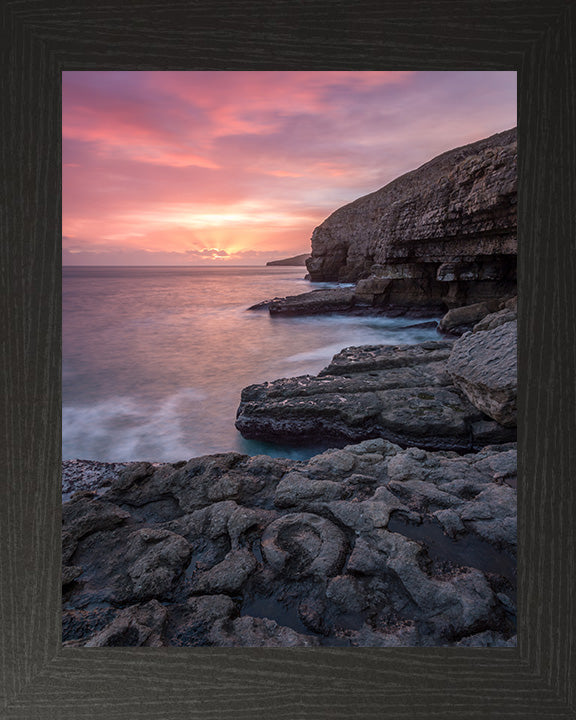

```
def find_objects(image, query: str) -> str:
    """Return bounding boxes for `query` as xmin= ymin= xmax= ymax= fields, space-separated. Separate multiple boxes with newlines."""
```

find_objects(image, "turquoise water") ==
xmin=63 ymin=266 xmax=441 ymax=462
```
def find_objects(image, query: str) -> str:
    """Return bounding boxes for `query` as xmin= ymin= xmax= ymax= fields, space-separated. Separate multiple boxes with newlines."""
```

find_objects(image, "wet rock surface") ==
xmin=249 ymin=287 xmax=356 ymax=316
xmin=248 ymin=288 xmax=445 ymax=319
xmin=235 ymin=341 xmax=515 ymax=451
xmin=269 ymin=288 xmax=356 ymax=315
xmin=63 ymin=439 xmax=516 ymax=647
xmin=62 ymin=459 xmax=130 ymax=499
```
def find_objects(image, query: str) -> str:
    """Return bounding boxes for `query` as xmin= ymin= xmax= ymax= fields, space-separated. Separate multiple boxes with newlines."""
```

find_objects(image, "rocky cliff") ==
xmin=306 ymin=128 xmax=517 ymax=310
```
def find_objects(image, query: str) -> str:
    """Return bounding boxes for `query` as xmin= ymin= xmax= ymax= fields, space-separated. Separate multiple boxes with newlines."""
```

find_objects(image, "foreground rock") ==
xmin=306 ymin=128 xmax=517 ymax=311
xmin=447 ymin=314 xmax=517 ymax=427
xmin=62 ymin=459 xmax=129 ymax=498
xmin=236 ymin=341 xmax=515 ymax=451
xmin=63 ymin=439 xmax=516 ymax=647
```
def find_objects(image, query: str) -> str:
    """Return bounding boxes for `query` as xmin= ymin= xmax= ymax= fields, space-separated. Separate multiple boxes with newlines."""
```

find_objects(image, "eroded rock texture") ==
xmin=447 ymin=309 xmax=517 ymax=427
xmin=63 ymin=440 xmax=516 ymax=647
xmin=306 ymin=128 xmax=517 ymax=311
xmin=235 ymin=341 xmax=515 ymax=451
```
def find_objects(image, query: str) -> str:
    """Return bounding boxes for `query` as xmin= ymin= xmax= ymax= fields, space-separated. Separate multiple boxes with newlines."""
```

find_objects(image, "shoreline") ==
xmin=63 ymin=300 xmax=517 ymax=648
xmin=62 ymin=128 xmax=517 ymax=647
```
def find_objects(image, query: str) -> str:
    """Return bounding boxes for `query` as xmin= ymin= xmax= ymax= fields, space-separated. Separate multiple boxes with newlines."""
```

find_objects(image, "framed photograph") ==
xmin=2 ymin=1 xmax=575 ymax=717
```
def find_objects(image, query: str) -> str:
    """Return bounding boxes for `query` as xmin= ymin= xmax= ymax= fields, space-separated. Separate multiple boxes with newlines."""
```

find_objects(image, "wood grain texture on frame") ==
xmin=0 ymin=0 xmax=574 ymax=717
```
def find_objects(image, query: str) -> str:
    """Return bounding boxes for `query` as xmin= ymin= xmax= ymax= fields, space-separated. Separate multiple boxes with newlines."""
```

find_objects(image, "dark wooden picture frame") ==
xmin=1 ymin=1 xmax=575 ymax=717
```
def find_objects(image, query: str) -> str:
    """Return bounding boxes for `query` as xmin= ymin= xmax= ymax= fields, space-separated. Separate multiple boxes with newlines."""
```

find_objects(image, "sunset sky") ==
xmin=63 ymin=71 xmax=516 ymax=266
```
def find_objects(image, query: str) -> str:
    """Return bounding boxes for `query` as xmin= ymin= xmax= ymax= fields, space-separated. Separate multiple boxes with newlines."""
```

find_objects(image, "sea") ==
xmin=63 ymin=266 xmax=441 ymax=463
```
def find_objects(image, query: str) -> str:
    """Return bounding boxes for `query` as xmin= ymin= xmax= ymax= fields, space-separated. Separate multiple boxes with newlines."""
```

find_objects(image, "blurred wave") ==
xmin=63 ymin=266 xmax=440 ymax=463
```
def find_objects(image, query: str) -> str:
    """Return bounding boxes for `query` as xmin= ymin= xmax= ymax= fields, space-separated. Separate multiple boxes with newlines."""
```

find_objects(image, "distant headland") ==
xmin=266 ymin=253 xmax=310 ymax=267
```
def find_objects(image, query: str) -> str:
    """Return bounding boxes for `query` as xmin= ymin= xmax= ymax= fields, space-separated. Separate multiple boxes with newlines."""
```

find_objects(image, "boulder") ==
xmin=439 ymin=295 xmax=516 ymax=335
xmin=62 ymin=493 xmax=130 ymax=541
xmin=438 ymin=301 xmax=496 ymax=334
xmin=326 ymin=575 xmax=366 ymax=613
xmin=123 ymin=528 xmax=192 ymax=603
xmin=190 ymin=548 xmax=257 ymax=595
xmin=447 ymin=319 xmax=517 ymax=426
xmin=354 ymin=276 xmax=392 ymax=304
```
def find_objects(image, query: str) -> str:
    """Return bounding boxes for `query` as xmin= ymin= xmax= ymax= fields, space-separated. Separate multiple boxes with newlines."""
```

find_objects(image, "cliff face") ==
xmin=306 ymin=128 xmax=517 ymax=309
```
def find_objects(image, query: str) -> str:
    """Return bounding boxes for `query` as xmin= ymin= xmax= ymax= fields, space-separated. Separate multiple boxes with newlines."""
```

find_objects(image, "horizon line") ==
xmin=62 ymin=264 xmax=309 ymax=268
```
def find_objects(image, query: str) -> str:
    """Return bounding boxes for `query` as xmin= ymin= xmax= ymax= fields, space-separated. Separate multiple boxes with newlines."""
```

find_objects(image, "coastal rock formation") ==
xmin=447 ymin=310 xmax=517 ymax=427
xmin=265 ymin=288 xmax=355 ymax=316
xmin=235 ymin=341 xmax=515 ymax=451
xmin=266 ymin=253 xmax=310 ymax=267
xmin=62 ymin=459 xmax=129 ymax=498
xmin=82 ymin=600 xmax=168 ymax=648
xmin=438 ymin=300 xmax=499 ymax=335
xmin=63 ymin=438 xmax=516 ymax=647
xmin=306 ymin=128 xmax=517 ymax=311
xmin=438 ymin=295 xmax=516 ymax=335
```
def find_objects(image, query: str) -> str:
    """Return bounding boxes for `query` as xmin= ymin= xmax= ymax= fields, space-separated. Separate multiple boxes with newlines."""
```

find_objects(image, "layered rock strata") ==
xmin=63 ymin=439 xmax=516 ymax=647
xmin=235 ymin=341 xmax=515 ymax=451
xmin=249 ymin=288 xmax=356 ymax=315
xmin=305 ymin=128 xmax=517 ymax=311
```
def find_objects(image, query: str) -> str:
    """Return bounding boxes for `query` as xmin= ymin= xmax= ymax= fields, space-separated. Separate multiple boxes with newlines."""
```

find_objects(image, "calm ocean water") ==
xmin=63 ymin=266 xmax=441 ymax=462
